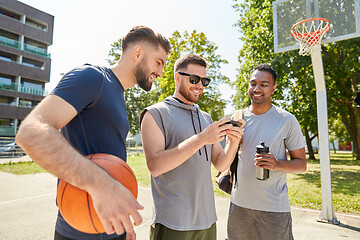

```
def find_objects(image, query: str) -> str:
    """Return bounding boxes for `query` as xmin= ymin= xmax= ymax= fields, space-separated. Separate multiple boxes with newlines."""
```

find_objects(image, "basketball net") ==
xmin=291 ymin=18 xmax=330 ymax=56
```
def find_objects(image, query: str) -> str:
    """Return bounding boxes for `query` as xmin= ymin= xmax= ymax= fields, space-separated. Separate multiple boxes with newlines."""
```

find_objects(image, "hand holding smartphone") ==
xmin=220 ymin=120 xmax=242 ymax=128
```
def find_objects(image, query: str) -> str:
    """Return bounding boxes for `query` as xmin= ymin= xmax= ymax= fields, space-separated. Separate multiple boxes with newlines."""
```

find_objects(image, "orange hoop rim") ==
xmin=290 ymin=17 xmax=330 ymax=39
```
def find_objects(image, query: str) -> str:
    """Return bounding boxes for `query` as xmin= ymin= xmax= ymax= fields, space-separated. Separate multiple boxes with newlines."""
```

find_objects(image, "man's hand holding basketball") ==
xmin=89 ymin=177 xmax=144 ymax=235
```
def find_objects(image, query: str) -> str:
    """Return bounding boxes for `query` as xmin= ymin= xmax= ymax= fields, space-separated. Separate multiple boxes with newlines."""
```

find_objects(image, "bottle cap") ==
xmin=256 ymin=141 xmax=269 ymax=153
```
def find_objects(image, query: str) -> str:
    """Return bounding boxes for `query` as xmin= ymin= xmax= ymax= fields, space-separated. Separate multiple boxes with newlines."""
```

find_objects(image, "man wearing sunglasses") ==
xmin=140 ymin=54 xmax=245 ymax=240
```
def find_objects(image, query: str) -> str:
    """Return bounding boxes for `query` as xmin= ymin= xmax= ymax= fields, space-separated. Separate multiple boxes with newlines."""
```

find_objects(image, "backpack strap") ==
xmin=232 ymin=109 xmax=243 ymax=121
xmin=232 ymin=109 xmax=244 ymax=144
xmin=229 ymin=109 xmax=244 ymax=184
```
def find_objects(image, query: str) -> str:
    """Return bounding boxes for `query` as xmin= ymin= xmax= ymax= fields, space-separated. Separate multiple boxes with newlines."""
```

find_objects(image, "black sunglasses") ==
xmin=178 ymin=72 xmax=211 ymax=87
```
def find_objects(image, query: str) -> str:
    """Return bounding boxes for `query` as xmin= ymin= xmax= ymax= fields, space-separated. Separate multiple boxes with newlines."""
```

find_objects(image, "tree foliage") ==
xmin=232 ymin=0 xmax=360 ymax=159
xmin=323 ymin=39 xmax=360 ymax=157
xmin=106 ymin=30 xmax=229 ymax=134
xmin=329 ymin=114 xmax=351 ymax=153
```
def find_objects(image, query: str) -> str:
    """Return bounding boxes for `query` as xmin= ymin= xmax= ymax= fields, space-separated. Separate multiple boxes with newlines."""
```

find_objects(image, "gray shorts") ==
xmin=227 ymin=203 xmax=294 ymax=240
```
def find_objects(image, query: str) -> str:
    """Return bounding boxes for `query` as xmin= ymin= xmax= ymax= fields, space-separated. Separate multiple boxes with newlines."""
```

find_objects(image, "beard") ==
xmin=135 ymin=58 xmax=152 ymax=91
xmin=178 ymin=80 xmax=201 ymax=103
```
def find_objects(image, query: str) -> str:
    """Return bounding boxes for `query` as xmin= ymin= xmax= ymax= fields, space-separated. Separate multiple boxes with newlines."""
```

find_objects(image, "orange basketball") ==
xmin=56 ymin=153 xmax=138 ymax=234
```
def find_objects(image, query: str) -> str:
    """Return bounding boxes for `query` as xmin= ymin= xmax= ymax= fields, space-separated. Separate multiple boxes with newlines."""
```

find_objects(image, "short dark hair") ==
xmin=250 ymin=64 xmax=277 ymax=84
xmin=122 ymin=26 xmax=171 ymax=54
xmin=174 ymin=54 xmax=207 ymax=72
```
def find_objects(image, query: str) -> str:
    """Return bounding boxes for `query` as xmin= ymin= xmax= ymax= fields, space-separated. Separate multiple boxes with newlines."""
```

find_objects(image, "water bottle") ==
xmin=256 ymin=141 xmax=269 ymax=180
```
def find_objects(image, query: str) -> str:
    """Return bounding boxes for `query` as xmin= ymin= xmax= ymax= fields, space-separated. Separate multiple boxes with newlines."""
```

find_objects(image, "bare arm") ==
xmin=140 ymin=111 xmax=233 ymax=177
xmin=255 ymin=147 xmax=307 ymax=173
xmin=16 ymin=95 xmax=143 ymax=235
xmin=211 ymin=119 xmax=246 ymax=172
xmin=17 ymin=95 xmax=99 ymax=187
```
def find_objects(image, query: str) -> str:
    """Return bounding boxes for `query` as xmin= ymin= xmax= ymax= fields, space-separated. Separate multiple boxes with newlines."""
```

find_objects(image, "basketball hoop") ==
xmin=291 ymin=18 xmax=330 ymax=56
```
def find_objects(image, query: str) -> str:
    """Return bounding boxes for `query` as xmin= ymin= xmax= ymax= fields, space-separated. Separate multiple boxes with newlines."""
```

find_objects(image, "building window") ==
xmin=25 ymin=17 xmax=47 ymax=31
xmin=0 ymin=74 xmax=16 ymax=91
xmin=20 ymin=78 xmax=44 ymax=95
xmin=0 ymin=7 xmax=21 ymax=21
xmin=0 ymin=73 xmax=14 ymax=84
xmin=0 ymin=51 xmax=17 ymax=62
xmin=0 ymin=118 xmax=15 ymax=135
xmin=0 ymin=29 xmax=20 ymax=49
xmin=0 ymin=118 xmax=12 ymax=126
xmin=0 ymin=96 xmax=15 ymax=106
xmin=22 ymin=57 xmax=44 ymax=69
xmin=19 ymin=99 xmax=31 ymax=108
xmin=21 ymin=79 xmax=43 ymax=89
xmin=19 ymin=99 xmax=39 ymax=108
xmin=24 ymin=38 xmax=49 ymax=57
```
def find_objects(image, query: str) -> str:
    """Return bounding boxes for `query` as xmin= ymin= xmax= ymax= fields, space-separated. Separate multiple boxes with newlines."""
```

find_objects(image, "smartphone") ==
xmin=220 ymin=120 xmax=242 ymax=128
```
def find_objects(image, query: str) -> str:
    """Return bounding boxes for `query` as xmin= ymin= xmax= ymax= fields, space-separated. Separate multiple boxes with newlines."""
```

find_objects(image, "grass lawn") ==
xmin=0 ymin=161 xmax=47 ymax=175
xmin=287 ymin=151 xmax=360 ymax=214
xmin=1 ymin=151 xmax=359 ymax=214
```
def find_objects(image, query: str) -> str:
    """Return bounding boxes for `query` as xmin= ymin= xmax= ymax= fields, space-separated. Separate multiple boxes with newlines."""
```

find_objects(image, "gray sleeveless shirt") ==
xmin=140 ymin=96 xmax=217 ymax=231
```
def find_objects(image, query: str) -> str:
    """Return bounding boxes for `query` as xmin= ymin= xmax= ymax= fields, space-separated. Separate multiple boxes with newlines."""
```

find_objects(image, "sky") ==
xmin=19 ymin=0 xmax=243 ymax=114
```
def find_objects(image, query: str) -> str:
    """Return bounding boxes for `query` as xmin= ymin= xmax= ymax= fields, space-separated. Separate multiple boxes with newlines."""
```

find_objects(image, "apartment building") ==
xmin=0 ymin=0 xmax=54 ymax=136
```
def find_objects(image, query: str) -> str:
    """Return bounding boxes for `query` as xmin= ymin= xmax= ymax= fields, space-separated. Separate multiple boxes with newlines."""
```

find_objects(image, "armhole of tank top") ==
xmin=155 ymin=108 xmax=167 ymax=146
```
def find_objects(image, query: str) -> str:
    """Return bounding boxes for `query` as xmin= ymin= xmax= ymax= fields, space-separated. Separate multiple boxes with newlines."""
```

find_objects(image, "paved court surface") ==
xmin=0 ymin=171 xmax=360 ymax=240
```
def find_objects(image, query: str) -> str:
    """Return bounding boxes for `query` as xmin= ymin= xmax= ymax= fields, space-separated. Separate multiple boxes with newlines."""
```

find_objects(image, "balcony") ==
xmin=20 ymin=85 xmax=46 ymax=95
xmin=0 ymin=82 xmax=47 ymax=96
xmin=0 ymin=36 xmax=20 ymax=49
xmin=0 ymin=126 xmax=16 ymax=136
xmin=0 ymin=36 xmax=50 ymax=58
xmin=23 ymin=43 xmax=50 ymax=58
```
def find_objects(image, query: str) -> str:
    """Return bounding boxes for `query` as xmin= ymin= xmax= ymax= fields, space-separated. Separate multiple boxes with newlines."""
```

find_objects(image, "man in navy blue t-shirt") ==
xmin=16 ymin=26 xmax=170 ymax=240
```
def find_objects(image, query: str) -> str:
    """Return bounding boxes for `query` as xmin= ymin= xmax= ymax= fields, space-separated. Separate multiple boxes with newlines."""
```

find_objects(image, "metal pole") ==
xmin=310 ymin=44 xmax=339 ymax=224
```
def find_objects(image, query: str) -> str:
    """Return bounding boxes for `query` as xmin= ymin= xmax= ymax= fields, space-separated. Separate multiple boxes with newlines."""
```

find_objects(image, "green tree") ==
xmin=232 ymin=0 xmax=360 ymax=159
xmin=232 ymin=0 xmax=318 ymax=154
xmin=323 ymin=39 xmax=360 ymax=158
xmin=107 ymin=30 xmax=229 ymax=134
xmin=329 ymin=115 xmax=350 ymax=153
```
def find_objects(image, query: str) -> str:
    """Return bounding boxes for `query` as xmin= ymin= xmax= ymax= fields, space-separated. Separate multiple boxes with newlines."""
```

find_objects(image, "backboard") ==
xmin=273 ymin=0 xmax=360 ymax=53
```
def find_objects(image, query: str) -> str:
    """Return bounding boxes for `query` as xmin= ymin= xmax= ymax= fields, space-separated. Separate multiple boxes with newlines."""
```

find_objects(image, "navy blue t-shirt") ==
xmin=52 ymin=64 xmax=128 ymax=239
